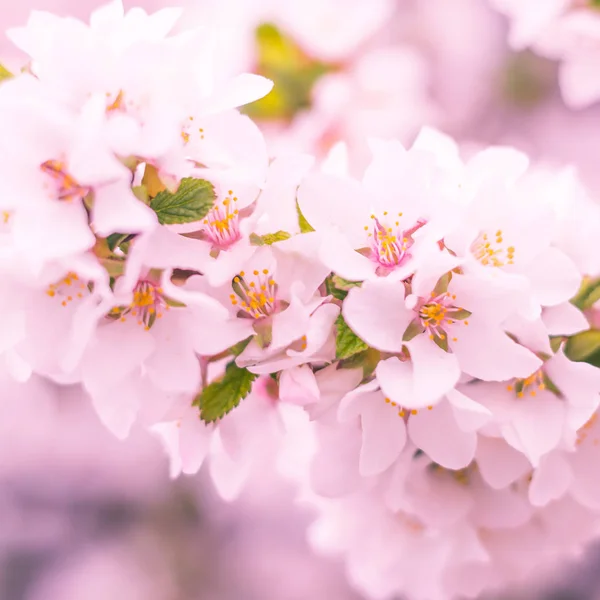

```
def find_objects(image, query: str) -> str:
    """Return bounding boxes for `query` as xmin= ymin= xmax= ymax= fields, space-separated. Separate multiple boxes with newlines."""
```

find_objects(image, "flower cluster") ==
xmin=2 ymin=2 xmax=600 ymax=600
xmin=490 ymin=0 xmax=600 ymax=108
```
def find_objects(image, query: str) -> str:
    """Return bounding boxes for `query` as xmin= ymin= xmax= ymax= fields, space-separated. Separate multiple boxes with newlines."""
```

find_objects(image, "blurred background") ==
xmin=2 ymin=0 xmax=600 ymax=598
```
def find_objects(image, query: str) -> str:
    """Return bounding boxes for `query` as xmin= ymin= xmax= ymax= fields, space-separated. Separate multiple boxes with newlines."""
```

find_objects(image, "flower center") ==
xmin=365 ymin=213 xmax=412 ymax=269
xmin=181 ymin=115 xmax=205 ymax=145
xmin=418 ymin=292 xmax=470 ymax=344
xmin=110 ymin=281 xmax=167 ymax=330
xmin=431 ymin=463 xmax=472 ymax=485
xmin=506 ymin=369 xmax=546 ymax=398
xmin=40 ymin=160 xmax=90 ymax=203
xmin=231 ymin=269 xmax=277 ymax=319
xmin=46 ymin=272 xmax=88 ymax=307
xmin=384 ymin=396 xmax=433 ymax=417
xmin=471 ymin=230 xmax=515 ymax=267
xmin=202 ymin=191 xmax=241 ymax=249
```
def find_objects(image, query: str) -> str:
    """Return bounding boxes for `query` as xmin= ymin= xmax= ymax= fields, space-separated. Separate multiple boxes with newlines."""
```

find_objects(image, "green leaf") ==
xmin=132 ymin=185 xmax=149 ymax=205
xmin=100 ymin=257 xmax=125 ymax=278
xmin=331 ymin=275 xmax=362 ymax=290
xmin=339 ymin=347 xmax=381 ymax=379
xmin=230 ymin=336 xmax=253 ymax=356
xmin=242 ymin=23 xmax=330 ymax=120
xmin=150 ymin=177 xmax=216 ymax=225
xmin=249 ymin=230 xmax=291 ymax=246
xmin=565 ymin=329 xmax=600 ymax=362
xmin=195 ymin=361 xmax=258 ymax=423
xmin=297 ymin=201 xmax=315 ymax=233
xmin=106 ymin=233 xmax=132 ymax=252
xmin=583 ymin=346 xmax=600 ymax=368
xmin=0 ymin=64 xmax=13 ymax=83
xmin=324 ymin=275 xmax=362 ymax=302
xmin=336 ymin=314 xmax=369 ymax=360
xmin=572 ymin=277 xmax=600 ymax=310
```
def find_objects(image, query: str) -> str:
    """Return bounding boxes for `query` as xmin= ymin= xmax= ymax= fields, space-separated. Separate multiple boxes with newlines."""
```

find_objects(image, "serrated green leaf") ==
xmin=249 ymin=230 xmax=291 ymax=246
xmin=196 ymin=362 xmax=258 ymax=423
xmin=336 ymin=314 xmax=368 ymax=360
xmin=150 ymin=178 xmax=215 ymax=225
xmin=297 ymin=201 xmax=314 ymax=233
xmin=565 ymin=329 xmax=600 ymax=362
xmin=0 ymin=64 xmax=13 ymax=83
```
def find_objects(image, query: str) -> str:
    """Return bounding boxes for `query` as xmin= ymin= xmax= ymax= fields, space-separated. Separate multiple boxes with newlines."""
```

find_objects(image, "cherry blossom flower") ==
xmin=297 ymin=137 xmax=459 ymax=282
xmin=343 ymin=258 xmax=543 ymax=409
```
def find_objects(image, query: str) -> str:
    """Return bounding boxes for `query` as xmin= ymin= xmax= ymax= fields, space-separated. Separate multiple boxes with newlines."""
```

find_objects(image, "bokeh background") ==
xmin=1 ymin=1 xmax=600 ymax=598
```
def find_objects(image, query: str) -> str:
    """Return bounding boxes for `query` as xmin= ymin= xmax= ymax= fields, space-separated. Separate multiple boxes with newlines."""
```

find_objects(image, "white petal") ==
xmin=358 ymin=393 xmax=407 ymax=476
xmin=447 ymin=388 xmax=493 ymax=432
xmin=409 ymin=335 xmax=461 ymax=407
xmin=542 ymin=302 xmax=589 ymax=336
xmin=521 ymin=247 xmax=581 ymax=307
xmin=451 ymin=317 xmax=542 ymax=381
xmin=343 ymin=280 xmax=412 ymax=353
xmin=93 ymin=182 xmax=157 ymax=236
xmin=376 ymin=357 xmax=413 ymax=406
xmin=319 ymin=229 xmax=376 ymax=281
xmin=296 ymin=171 xmax=366 ymax=245
xmin=529 ymin=452 xmax=572 ymax=506
xmin=408 ymin=401 xmax=476 ymax=469
xmin=475 ymin=436 xmax=531 ymax=489
xmin=199 ymin=73 xmax=274 ymax=116
xmin=506 ymin=396 xmax=566 ymax=465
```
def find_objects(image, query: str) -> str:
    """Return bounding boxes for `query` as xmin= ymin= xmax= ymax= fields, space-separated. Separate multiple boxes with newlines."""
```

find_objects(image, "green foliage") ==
xmin=150 ymin=178 xmax=215 ymax=225
xmin=502 ymin=51 xmax=554 ymax=108
xmin=325 ymin=275 xmax=362 ymax=301
xmin=336 ymin=314 xmax=369 ymax=360
xmin=230 ymin=336 xmax=253 ymax=357
xmin=572 ymin=277 xmax=600 ymax=310
xmin=242 ymin=23 xmax=331 ymax=120
xmin=339 ymin=347 xmax=381 ymax=379
xmin=195 ymin=361 xmax=258 ymax=423
xmin=297 ymin=200 xmax=315 ymax=233
xmin=249 ymin=230 xmax=292 ymax=245
xmin=105 ymin=233 xmax=134 ymax=252
xmin=565 ymin=329 xmax=600 ymax=362
xmin=0 ymin=64 xmax=13 ymax=83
